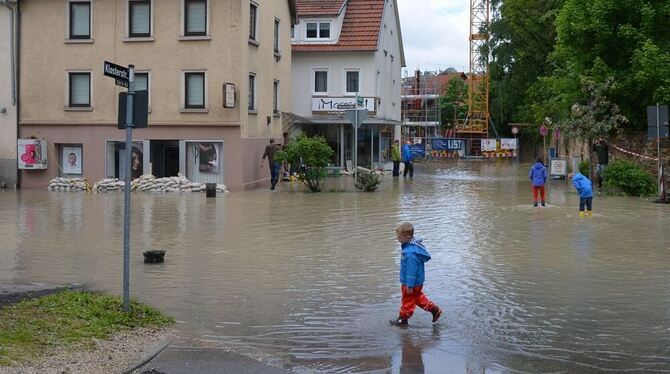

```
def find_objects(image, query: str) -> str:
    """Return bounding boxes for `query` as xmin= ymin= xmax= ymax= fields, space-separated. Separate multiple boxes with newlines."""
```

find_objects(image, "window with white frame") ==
xmin=129 ymin=0 xmax=151 ymax=37
xmin=313 ymin=69 xmax=328 ymax=94
xmin=248 ymin=73 xmax=256 ymax=111
xmin=273 ymin=80 xmax=279 ymax=113
xmin=274 ymin=18 xmax=280 ymax=52
xmin=345 ymin=69 xmax=360 ymax=95
xmin=306 ymin=21 xmax=330 ymax=39
xmin=249 ymin=2 xmax=258 ymax=41
xmin=68 ymin=72 xmax=91 ymax=107
xmin=184 ymin=0 xmax=207 ymax=36
xmin=69 ymin=1 xmax=91 ymax=39
xmin=184 ymin=72 xmax=205 ymax=108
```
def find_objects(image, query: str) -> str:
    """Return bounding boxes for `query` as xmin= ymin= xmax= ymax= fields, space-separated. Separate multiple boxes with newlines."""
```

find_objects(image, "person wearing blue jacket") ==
xmin=570 ymin=172 xmax=593 ymax=217
xmin=390 ymin=222 xmax=442 ymax=326
xmin=529 ymin=158 xmax=547 ymax=207
xmin=402 ymin=140 xmax=414 ymax=178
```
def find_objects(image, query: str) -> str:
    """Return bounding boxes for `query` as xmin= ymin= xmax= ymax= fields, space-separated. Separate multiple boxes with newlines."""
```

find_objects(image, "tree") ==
xmin=440 ymin=78 xmax=468 ymax=128
xmin=559 ymin=78 xmax=628 ymax=181
xmin=275 ymin=135 xmax=334 ymax=192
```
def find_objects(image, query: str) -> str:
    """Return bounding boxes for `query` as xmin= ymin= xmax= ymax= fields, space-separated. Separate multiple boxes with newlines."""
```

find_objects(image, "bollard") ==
xmin=205 ymin=183 xmax=217 ymax=198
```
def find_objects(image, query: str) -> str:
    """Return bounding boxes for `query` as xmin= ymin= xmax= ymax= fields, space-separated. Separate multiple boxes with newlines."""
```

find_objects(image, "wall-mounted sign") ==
xmin=18 ymin=139 xmax=48 ymax=169
xmin=62 ymin=145 xmax=83 ymax=175
xmin=481 ymin=139 xmax=497 ymax=152
xmin=312 ymin=97 xmax=375 ymax=112
xmin=224 ymin=83 xmax=235 ymax=108
xmin=500 ymin=138 xmax=517 ymax=150
xmin=432 ymin=138 xmax=464 ymax=151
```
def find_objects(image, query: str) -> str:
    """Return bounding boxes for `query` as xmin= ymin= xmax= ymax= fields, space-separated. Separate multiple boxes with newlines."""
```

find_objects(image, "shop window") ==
xmin=106 ymin=141 xmax=145 ymax=179
xmin=185 ymin=141 xmax=224 ymax=184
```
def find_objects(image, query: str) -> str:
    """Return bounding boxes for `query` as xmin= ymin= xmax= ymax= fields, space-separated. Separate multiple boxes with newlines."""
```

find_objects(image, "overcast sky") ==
xmin=396 ymin=0 xmax=470 ymax=75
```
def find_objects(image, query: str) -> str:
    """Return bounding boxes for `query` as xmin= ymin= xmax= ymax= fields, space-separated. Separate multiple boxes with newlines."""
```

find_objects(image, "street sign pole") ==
xmin=122 ymin=64 xmax=135 ymax=312
xmin=657 ymin=103 xmax=662 ymax=200
xmin=354 ymin=94 xmax=359 ymax=180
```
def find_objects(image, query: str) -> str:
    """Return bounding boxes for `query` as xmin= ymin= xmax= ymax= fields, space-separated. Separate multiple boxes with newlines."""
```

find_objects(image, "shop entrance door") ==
xmin=150 ymin=140 xmax=180 ymax=178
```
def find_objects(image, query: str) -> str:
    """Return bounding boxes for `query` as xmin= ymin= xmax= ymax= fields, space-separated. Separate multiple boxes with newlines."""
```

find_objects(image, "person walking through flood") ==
xmin=390 ymin=222 xmax=442 ymax=326
xmin=569 ymin=172 xmax=594 ymax=217
xmin=402 ymin=140 xmax=414 ymax=178
xmin=529 ymin=158 xmax=547 ymax=207
xmin=261 ymin=139 xmax=281 ymax=190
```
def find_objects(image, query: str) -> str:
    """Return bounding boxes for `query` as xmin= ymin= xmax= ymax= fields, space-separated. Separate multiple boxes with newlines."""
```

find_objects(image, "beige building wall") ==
xmin=0 ymin=4 xmax=18 ymax=188
xmin=19 ymin=0 xmax=293 ymax=190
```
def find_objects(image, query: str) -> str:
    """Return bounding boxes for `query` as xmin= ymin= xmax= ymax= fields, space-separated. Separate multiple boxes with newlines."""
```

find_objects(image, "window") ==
xmin=248 ymin=74 xmax=256 ymax=111
xmin=345 ymin=70 xmax=360 ymax=94
xmin=291 ymin=25 xmax=295 ymax=39
xmin=314 ymin=70 xmax=328 ymax=94
xmin=69 ymin=72 xmax=90 ymax=107
xmin=306 ymin=21 xmax=330 ymax=39
xmin=185 ymin=72 xmax=205 ymax=108
xmin=129 ymin=0 xmax=151 ymax=37
xmin=69 ymin=1 xmax=91 ymax=39
xmin=185 ymin=0 xmax=207 ymax=36
xmin=134 ymin=72 xmax=150 ymax=108
xmin=274 ymin=18 xmax=280 ymax=52
xmin=249 ymin=3 xmax=258 ymax=41
xmin=273 ymin=80 xmax=279 ymax=113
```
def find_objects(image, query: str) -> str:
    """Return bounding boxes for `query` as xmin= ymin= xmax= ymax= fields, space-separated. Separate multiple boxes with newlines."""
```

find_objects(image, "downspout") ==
xmin=1 ymin=0 xmax=16 ymax=105
xmin=2 ymin=0 xmax=20 ymax=188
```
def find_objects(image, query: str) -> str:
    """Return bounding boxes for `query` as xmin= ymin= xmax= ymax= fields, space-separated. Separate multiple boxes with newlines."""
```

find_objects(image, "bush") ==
xmin=602 ymin=159 xmax=657 ymax=197
xmin=355 ymin=172 xmax=382 ymax=192
xmin=275 ymin=135 xmax=334 ymax=192
xmin=578 ymin=161 xmax=590 ymax=177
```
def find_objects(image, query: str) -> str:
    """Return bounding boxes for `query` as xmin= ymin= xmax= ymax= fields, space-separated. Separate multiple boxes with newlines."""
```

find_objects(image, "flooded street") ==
xmin=1 ymin=162 xmax=670 ymax=373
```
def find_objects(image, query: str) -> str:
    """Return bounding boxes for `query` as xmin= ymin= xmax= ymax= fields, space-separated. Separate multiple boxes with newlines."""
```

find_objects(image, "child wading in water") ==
xmin=529 ymin=158 xmax=547 ymax=207
xmin=390 ymin=222 xmax=442 ymax=326
xmin=569 ymin=172 xmax=594 ymax=217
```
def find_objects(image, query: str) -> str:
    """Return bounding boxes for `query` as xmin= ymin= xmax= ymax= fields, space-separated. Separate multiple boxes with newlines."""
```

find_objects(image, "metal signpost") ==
xmin=647 ymin=104 xmax=669 ymax=201
xmin=103 ymin=61 xmax=134 ymax=312
xmin=344 ymin=94 xmax=368 ymax=179
xmin=539 ymin=124 xmax=548 ymax=164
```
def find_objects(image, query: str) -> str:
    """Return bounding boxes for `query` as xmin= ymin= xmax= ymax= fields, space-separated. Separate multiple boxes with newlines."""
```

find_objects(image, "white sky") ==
xmin=396 ymin=0 xmax=470 ymax=75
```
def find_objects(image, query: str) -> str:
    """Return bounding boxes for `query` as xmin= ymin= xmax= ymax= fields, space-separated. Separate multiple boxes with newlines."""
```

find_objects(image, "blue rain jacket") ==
xmin=400 ymin=238 xmax=431 ymax=287
xmin=402 ymin=144 xmax=412 ymax=163
xmin=529 ymin=161 xmax=547 ymax=187
xmin=572 ymin=172 xmax=593 ymax=198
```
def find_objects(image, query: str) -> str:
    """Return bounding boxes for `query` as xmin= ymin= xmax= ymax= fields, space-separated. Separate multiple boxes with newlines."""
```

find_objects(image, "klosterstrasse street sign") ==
xmin=103 ymin=61 xmax=129 ymax=88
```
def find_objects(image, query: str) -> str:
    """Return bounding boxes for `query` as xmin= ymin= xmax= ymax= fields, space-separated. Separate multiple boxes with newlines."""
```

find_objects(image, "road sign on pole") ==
xmin=104 ymin=61 xmax=130 ymax=88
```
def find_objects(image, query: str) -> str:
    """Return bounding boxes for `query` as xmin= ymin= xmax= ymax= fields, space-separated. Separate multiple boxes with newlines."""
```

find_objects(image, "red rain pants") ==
xmin=399 ymin=285 xmax=437 ymax=320
xmin=532 ymin=186 xmax=546 ymax=203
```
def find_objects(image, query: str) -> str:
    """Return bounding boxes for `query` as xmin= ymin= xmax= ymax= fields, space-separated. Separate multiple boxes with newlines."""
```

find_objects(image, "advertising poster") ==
xmin=62 ymin=146 xmax=82 ymax=174
xmin=197 ymin=143 xmax=219 ymax=173
xmin=18 ymin=139 xmax=48 ymax=169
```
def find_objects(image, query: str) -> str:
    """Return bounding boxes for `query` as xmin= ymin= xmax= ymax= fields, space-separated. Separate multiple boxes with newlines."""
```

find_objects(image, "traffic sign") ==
xmin=554 ymin=127 xmax=560 ymax=139
xmin=539 ymin=124 xmax=548 ymax=137
xmin=344 ymin=109 xmax=368 ymax=128
xmin=118 ymin=91 xmax=148 ymax=129
xmin=103 ymin=61 xmax=130 ymax=87
xmin=356 ymin=96 xmax=364 ymax=107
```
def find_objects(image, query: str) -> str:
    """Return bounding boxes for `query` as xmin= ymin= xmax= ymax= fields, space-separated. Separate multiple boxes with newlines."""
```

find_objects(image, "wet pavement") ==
xmin=1 ymin=161 xmax=670 ymax=373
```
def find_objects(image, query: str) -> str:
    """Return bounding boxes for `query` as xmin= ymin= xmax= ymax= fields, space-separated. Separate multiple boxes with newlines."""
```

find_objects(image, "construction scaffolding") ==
xmin=401 ymin=70 xmax=441 ymax=152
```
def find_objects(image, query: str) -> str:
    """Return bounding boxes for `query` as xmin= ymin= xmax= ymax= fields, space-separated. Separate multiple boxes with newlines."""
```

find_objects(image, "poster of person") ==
xmin=62 ymin=146 xmax=82 ymax=174
xmin=197 ymin=143 xmax=218 ymax=173
xmin=131 ymin=144 xmax=143 ymax=179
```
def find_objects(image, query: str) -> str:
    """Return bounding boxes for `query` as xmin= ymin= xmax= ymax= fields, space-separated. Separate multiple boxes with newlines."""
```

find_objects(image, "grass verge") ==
xmin=0 ymin=290 xmax=173 ymax=366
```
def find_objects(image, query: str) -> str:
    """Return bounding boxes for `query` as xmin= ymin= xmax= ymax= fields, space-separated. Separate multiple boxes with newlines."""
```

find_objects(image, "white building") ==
xmin=290 ymin=0 xmax=405 ymax=169
xmin=0 ymin=0 xmax=18 ymax=188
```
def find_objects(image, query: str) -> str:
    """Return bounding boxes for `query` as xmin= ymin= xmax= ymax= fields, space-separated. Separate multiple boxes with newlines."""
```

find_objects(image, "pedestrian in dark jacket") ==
xmin=570 ymin=172 xmax=593 ymax=217
xmin=529 ymin=158 xmax=547 ymax=207
xmin=390 ymin=222 xmax=442 ymax=326
xmin=402 ymin=141 xmax=414 ymax=178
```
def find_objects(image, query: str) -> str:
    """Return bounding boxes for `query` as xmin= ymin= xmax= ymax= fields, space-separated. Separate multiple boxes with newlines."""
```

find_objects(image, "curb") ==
xmin=122 ymin=339 xmax=172 ymax=374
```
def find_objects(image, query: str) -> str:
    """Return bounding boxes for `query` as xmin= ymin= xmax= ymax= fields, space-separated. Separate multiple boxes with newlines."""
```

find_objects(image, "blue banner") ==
xmin=409 ymin=144 xmax=425 ymax=158
xmin=432 ymin=138 xmax=464 ymax=150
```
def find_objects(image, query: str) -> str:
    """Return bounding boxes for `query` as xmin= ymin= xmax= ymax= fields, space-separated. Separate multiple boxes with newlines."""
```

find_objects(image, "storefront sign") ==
xmin=432 ymin=138 xmax=464 ymax=150
xmin=18 ymin=139 xmax=48 ymax=169
xmin=312 ymin=97 xmax=375 ymax=112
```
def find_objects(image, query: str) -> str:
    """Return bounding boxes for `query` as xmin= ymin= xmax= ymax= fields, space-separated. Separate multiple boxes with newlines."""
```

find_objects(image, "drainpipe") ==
xmin=2 ymin=0 xmax=19 ymax=188
xmin=1 ymin=0 xmax=16 ymax=105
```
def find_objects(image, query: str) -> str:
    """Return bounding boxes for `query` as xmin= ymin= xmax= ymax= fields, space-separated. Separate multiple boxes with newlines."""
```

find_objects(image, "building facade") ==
xmin=19 ymin=0 xmax=296 ymax=191
xmin=0 ymin=1 xmax=18 ymax=188
xmin=290 ymin=0 xmax=404 ymax=169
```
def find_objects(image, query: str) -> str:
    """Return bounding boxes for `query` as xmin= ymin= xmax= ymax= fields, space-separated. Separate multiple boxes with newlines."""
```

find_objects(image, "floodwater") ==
xmin=1 ymin=162 xmax=670 ymax=373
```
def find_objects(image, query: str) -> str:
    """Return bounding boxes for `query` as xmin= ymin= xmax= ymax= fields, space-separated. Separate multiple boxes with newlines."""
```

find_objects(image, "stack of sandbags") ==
xmin=93 ymin=178 xmax=126 ymax=192
xmin=47 ymin=177 xmax=90 ymax=192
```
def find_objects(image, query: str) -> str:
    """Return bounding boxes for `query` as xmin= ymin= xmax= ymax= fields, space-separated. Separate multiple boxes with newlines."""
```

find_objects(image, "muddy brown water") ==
xmin=1 ymin=162 xmax=669 ymax=373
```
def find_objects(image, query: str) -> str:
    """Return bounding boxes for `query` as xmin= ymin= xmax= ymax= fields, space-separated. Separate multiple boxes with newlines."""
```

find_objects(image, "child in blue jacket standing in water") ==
xmin=529 ymin=158 xmax=548 ymax=207
xmin=570 ymin=172 xmax=594 ymax=217
xmin=390 ymin=222 xmax=442 ymax=326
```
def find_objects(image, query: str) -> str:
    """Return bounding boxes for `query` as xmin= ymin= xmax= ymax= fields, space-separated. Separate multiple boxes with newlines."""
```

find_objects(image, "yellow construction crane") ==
xmin=456 ymin=0 xmax=490 ymax=152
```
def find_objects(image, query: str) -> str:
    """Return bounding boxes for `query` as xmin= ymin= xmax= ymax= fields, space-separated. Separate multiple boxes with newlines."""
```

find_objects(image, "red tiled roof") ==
xmin=296 ymin=0 xmax=346 ymax=16
xmin=293 ymin=0 xmax=384 ymax=52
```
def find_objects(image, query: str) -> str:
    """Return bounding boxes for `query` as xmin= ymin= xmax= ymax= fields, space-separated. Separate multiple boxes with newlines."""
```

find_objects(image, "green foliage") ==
xmin=354 ymin=172 xmax=382 ymax=192
xmin=0 ymin=290 xmax=173 ymax=366
xmin=440 ymin=78 xmax=468 ymax=127
xmin=602 ymin=159 xmax=657 ymax=197
xmin=275 ymin=135 xmax=334 ymax=192
xmin=579 ymin=161 xmax=590 ymax=177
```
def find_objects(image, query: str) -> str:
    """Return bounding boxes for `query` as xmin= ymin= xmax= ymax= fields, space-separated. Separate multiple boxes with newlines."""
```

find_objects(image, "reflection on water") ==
xmin=2 ymin=162 xmax=670 ymax=373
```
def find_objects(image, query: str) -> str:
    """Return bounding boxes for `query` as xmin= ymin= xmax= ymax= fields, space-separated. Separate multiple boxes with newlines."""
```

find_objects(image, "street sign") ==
xmin=118 ymin=91 xmax=148 ymax=129
xmin=344 ymin=109 xmax=368 ymax=128
xmin=356 ymin=95 xmax=364 ymax=107
xmin=554 ymin=127 xmax=560 ymax=139
xmin=104 ymin=61 xmax=130 ymax=88
xmin=539 ymin=124 xmax=548 ymax=137
xmin=647 ymin=105 xmax=669 ymax=139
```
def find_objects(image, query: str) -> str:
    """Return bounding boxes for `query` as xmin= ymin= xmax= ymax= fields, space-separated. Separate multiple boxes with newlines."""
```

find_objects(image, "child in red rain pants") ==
xmin=390 ymin=222 xmax=442 ymax=326
xmin=529 ymin=158 xmax=547 ymax=207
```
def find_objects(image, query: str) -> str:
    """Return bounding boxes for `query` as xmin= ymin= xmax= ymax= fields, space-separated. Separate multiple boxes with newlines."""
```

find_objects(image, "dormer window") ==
xmin=306 ymin=21 xmax=330 ymax=39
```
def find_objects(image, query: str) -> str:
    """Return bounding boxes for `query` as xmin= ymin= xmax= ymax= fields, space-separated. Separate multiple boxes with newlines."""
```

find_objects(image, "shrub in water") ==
xmin=355 ymin=172 xmax=382 ymax=192
xmin=602 ymin=159 xmax=657 ymax=197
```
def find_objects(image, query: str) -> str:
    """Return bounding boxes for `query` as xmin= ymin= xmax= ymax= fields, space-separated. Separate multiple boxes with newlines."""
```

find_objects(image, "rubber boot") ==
xmin=579 ymin=211 xmax=585 ymax=217
xmin=389 ymin=317 xmax=408 ymax=326
xmin=431 ymin=307 xmax=443 ymax=323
